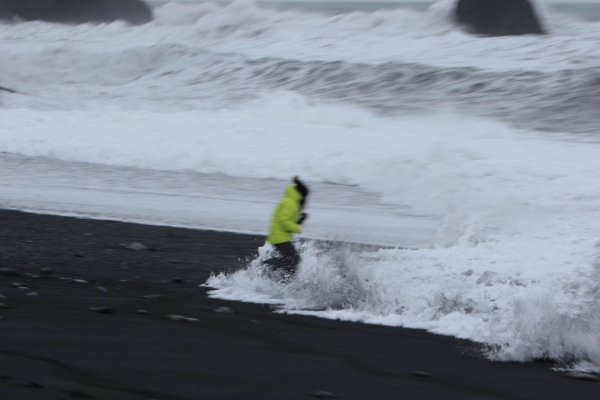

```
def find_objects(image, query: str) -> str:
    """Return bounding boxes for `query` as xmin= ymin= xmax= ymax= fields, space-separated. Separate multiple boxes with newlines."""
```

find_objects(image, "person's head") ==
xmin=294 ymin=178 xmax=309 ymax=207
xmin=296 ymin=183 xmax=308 ymax=199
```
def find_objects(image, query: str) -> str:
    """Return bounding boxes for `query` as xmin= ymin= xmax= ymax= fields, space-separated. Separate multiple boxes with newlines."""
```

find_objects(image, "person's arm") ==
xmin=298 ymin=213 xmax=308 ymax=225
xmin=278 ymin=200 xmax=302 ymax=234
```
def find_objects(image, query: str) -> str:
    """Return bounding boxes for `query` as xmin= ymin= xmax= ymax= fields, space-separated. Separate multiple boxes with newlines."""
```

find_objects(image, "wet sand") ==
xmin=0 ymin=209 xmax=597 ymax=399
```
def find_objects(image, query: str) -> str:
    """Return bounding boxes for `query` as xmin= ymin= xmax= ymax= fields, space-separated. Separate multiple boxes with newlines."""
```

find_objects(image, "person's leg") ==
xmin=274 ymin=242 xmax=300 ymax=273
xmin=263 ymin=254 xmax=285 ymax=268
xmin=262 ymin=243 xmax=287 ymax=268
xmin=262 ymin=242 xmax=300 ymax=271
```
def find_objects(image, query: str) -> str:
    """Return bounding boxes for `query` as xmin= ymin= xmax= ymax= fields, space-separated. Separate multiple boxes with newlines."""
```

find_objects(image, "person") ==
xmin=263 ymin=176 xmax=309 ymax=274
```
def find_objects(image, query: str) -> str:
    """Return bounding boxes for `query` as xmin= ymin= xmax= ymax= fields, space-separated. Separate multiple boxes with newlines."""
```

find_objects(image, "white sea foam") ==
xmin=2 ymin=1 xmax=600 ymax=369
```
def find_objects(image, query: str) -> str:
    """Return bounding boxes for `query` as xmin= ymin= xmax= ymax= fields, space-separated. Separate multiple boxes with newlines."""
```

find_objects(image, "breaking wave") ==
xmin=208 ymin=238 xmax=600 ymax=370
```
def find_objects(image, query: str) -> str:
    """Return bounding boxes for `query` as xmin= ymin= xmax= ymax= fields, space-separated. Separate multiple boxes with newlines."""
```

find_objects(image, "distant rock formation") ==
xmin=0 ymin=4 xmax=13 ymax=22
xmin=0 ymin=0 xmax=153 ymax=25
xmin=455 ymin=0 xmax=545 ymax=36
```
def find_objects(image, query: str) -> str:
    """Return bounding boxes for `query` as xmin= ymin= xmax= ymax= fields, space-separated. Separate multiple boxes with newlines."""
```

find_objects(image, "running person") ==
xmin=263 ymin=176 xmax=309 ymax=274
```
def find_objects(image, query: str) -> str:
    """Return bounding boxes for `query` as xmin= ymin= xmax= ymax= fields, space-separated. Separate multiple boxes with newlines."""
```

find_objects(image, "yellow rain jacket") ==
xmin=267 ymin=185 xmax=304 ymax=244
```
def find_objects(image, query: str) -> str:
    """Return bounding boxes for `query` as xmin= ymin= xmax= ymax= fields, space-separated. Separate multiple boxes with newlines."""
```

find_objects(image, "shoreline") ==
xmin=0 ymin=209 xmax=598 ymax=399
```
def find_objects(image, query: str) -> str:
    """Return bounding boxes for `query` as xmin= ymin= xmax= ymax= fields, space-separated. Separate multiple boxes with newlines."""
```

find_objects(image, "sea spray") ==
xmin=208 ymin=233 xmax=600 ymax=369
xmin=207 ymin=241 xmax=378 ymax=311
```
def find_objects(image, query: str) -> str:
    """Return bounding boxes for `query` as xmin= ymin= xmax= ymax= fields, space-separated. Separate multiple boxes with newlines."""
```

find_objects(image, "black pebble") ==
xmin=311 ymin=391 xmax=338 ymax=399
xmin=14 ymin=379 xmax=43 ymax=388
xmin=412 ymin=371 xmax=433 ymax=378
xmin=126 ymin=242 xmax=147 ymax=251
xmin=11 ymin=283 xmax=27 ymax=289
xmin=90 ymin=307 xmax=114 ymax=314
xmin=0 ymin=268 xmax=22 ymax=277
xmin=566 ymin=372 xmax=600 ymax=382
xmin=142 ymin=294 xmax=166 ymax=301
xmin=214 ymin=307 xmax=234 ymax=314
xmin=67 ymin=390 xmax=96 ymax=398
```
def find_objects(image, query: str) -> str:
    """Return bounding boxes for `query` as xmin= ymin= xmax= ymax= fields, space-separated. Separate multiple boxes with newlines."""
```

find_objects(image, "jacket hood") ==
xmin=285 ymin=185 xmax=303 ymax=201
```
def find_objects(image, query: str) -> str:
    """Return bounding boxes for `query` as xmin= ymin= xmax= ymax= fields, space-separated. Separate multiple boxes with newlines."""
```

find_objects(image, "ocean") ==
xmin=2 ymin=0 xmax=600 ymax=371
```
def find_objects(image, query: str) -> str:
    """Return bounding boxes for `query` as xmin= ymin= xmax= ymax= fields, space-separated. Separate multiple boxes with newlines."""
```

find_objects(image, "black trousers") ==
xmin=263 ymin=242 xmax=300 ymax=271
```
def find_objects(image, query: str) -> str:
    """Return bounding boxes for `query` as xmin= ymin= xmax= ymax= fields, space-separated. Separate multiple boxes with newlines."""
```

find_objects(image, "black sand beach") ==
xmin=0 ymin=209 xmax=598 ymax=400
